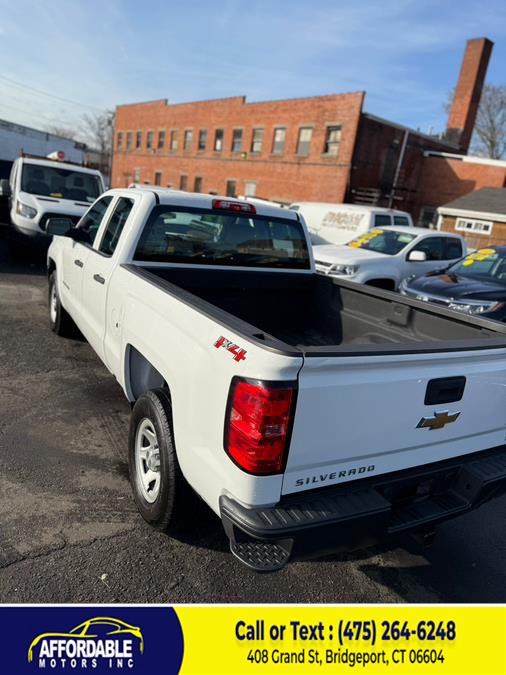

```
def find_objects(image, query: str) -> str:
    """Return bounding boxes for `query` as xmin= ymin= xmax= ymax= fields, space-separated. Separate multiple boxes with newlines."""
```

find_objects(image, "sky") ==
xmin=0 ymin=0 xmax=505 ymax=141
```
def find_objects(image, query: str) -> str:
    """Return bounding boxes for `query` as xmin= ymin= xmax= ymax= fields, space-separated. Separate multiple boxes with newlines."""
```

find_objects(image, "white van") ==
xmin=0 ymin=154 xmax=105 ymax=241
xmin=289 ymin=202 xmax=414 ymax=246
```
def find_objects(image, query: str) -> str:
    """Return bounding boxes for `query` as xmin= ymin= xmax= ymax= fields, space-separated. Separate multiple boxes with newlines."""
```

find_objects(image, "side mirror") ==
xmin=46 ymin=217 xmax=74 ymax=236
xmin=407 ymin=250 xmax=427 ymax=262
xmin=0 ymin=179 xmax=11 ymax=198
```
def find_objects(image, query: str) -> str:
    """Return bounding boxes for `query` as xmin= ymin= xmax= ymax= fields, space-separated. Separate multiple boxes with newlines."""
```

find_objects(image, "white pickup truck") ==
xmin=46 ymin=187 xmax=506 ymax=572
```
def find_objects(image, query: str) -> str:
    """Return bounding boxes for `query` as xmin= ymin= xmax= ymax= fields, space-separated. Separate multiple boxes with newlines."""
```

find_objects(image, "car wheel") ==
xmin=129 ymin=388 xmax=188 ymax=532
xmin=48 ymin=271 xmax=76 ymax=337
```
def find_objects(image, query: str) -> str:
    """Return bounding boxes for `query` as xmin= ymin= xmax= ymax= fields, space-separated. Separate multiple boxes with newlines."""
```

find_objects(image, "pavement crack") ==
xmin=0 ymin=526 xmax=137 ymax=573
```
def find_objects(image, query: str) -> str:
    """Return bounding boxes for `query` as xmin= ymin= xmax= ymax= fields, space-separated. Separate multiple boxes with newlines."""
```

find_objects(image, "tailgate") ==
xmin=282 ymin=349 xmax=506 ymax=495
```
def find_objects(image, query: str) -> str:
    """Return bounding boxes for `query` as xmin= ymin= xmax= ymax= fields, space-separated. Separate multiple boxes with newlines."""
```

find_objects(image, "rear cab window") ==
xmin=374 ymin=214 xmax=392 ymax=227
xmin=444 ymin=237 xmax=463 ymax=260
xmin=133 ymin=206 xmax=310 ymax=269
xmin=393 ymin=215 xmax=410 ymax=227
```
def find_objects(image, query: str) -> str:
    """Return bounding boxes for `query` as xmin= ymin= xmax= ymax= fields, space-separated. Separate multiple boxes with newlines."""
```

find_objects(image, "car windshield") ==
xmin=134 ymin=206 xmax=310 ymax=269
xmin=448 ymin=248 xmax=506 ymax=285
xmin=347 ymin=229 xmax=417 ymax=255
xmin=21 ymin=164 xmax=101 ymax=202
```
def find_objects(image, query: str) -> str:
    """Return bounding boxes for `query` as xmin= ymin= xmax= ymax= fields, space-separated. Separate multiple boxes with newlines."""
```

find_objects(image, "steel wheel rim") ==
xmin=50 ymin=283 xmax=58 ymax=323
xmin=135 ymin=418 xmax=161 ymax=503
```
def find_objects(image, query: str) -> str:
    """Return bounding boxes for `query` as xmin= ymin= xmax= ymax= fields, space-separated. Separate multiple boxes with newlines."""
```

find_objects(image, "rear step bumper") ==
xmin=220 ymin=446 xmax=506 ymax=572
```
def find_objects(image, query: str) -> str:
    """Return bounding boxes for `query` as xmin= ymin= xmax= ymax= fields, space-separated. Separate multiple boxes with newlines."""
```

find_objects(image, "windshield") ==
xmin=134 ymin=206 xmax=310 ymax=269
xmin=347 ymin=229 xmax=417 ymax=255
xmin=21 ymin=164 xmax=102 ymax=202
xmin=448 ymin=248 xmax=506 ymax=285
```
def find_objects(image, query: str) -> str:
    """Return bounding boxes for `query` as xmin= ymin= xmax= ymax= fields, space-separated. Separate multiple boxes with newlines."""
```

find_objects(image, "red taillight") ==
xmin=225 ymin=379 xmax=295 ymax=475
xmin=212 ymin=199 xmax=256 ymax=214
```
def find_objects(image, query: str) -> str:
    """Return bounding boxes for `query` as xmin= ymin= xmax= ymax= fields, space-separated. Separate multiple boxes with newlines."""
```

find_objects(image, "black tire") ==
xmin=128 ymin=388 xmax=188 ymax=532
xmin=48 ymin=270 xmax=76 ymax=337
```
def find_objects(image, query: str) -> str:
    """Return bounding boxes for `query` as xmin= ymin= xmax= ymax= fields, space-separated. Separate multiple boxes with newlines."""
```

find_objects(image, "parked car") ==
xmin=400 ymin=246 xmax=506 ymax=320
xmin=46 ymin=188 xmax=506 ymax=571
xmin=312 ymin=226 xmax=466 ymax=291
xmin=289 ymin=202 xmax=414 ymax=246
xmin=0 ymin=154 xmax=105 ymax=242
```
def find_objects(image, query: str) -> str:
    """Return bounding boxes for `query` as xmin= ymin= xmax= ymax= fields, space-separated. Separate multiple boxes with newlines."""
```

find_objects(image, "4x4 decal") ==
xmin=214 ymin=336 xmax=247 ymax=362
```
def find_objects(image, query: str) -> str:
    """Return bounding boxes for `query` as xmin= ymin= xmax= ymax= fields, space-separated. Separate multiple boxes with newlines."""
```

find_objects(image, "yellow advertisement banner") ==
xmin=178 ymin=606 xmax=506 ymax=674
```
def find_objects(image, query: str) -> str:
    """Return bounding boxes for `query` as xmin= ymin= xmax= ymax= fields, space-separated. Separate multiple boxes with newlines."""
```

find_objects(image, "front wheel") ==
xmin=128 ymin=388 xmax=188 ymax=532
xmin=48 ymin=271 xmax=76 ymax=337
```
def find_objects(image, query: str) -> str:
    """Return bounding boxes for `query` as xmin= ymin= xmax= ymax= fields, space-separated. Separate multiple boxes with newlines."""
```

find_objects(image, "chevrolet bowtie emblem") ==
xmin=417 ymin=411 xmax=461 ymax=430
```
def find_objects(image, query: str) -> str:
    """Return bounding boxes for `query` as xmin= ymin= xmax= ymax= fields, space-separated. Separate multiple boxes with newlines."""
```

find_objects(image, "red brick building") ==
xmin=415 ymin=152 xmax=506 ymax=226
xmin=112 ymin=37 xmax=499 ymax=221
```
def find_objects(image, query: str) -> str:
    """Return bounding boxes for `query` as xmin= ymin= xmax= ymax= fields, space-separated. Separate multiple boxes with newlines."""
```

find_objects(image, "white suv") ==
xmin=313 ymin=226 xmax=466 ymax=291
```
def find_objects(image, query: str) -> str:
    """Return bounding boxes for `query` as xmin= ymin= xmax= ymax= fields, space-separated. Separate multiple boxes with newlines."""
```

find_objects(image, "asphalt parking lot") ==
xmin=1 ymin=226 xmax=506 ymax=604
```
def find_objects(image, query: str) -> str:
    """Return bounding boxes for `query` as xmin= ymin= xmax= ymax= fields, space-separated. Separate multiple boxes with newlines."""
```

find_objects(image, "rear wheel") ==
xmin=128 ymin=388 xmax=188 ymax=532
xmin=48 ymin=271 xmax=76 ymax=337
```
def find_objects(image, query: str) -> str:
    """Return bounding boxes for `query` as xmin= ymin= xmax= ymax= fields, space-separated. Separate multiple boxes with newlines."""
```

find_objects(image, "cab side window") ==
xmin=393 ymin=215 xmax=410 ymax=227
xmin=77 ymin=196 xmax=113 ymax=244
xmin=411 ymin=236 xmax=444 ymax=261
xmin=375 ymin=214 xmax=392 ymax=227
xmin=444 ymin=238 xmax=463 ymax=260
xmin=98 ymin=197 xmax=135 ymax=256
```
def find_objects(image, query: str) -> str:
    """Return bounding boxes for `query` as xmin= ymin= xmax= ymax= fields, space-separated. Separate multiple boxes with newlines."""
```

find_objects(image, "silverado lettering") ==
xmin=295 ymin=465 xmax=375 ymax=487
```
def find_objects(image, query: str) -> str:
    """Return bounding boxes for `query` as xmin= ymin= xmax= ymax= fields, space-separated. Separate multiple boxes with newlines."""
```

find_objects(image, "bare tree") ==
xmin=44 ymin=124 xmax=79 ymax=140
xmin=444 ymin=84 xmax=506 ymax=159
xmin=472 ymin=84 xmax=506 ymax=159
xmin=80 ymin=110 xmax=115 ymax=176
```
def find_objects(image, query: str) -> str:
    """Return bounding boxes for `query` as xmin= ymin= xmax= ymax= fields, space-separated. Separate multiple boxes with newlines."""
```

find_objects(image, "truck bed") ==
xmin=126 ymin=265 xmax=506 ymax=356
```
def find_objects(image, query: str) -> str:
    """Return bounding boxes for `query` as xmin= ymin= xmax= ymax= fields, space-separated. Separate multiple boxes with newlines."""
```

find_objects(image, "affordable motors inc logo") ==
xmin=27 ymin=617 xmax=144 ymax=670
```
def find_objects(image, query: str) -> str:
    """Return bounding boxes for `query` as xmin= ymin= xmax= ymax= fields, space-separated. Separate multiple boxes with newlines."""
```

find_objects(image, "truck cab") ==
xmin=6 ymin=155 xmax=105 ymax=241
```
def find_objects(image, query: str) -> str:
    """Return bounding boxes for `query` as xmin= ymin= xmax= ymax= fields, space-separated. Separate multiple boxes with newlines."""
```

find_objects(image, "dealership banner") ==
xmin=1 ymin=605 xmax=504 ymax=674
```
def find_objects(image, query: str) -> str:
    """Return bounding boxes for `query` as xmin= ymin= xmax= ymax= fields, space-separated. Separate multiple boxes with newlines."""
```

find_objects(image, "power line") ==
xmin=0 ymin=74 xmax=104 ymax=112
xmin=0 ymin=101 xmax=80 ymax=131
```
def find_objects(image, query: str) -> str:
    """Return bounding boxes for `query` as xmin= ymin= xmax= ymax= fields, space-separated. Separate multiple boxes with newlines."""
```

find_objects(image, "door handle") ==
xmin=74 ymin=259 xmax=84 ymax=268
xmin=93 ymin=274 xmax=105 ymax=285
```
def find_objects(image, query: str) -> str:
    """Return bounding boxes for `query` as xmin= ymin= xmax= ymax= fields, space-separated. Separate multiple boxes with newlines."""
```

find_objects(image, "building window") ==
xmin=184 ymin=129 xmax=193 ymax=151
xmin=226 ymin=180 xmax=237 ymax=197
xmin=455 ymin=217 xmax=493 ymax=236
xmin=231 ymin=129 xmax=243 ymax=152
xmin=194 ymin=176 xmax=202 ymax=192
xmin=244 ymin=181 xmax=256 ymax=197
xmin=198 ymin=129 xmax=207 ymax=151
xmin=251 ymin=128 xmax=263 ymax=153
xmin=324 ymin=125 xmax=342 ymax=156
xmin=214 ymin=129 xmax=224 ymax=152
xmin=117 ymin=132 xmax=123 ymax=151
xmin=158 ymin=130 xmax=165 ymax=149
xmin=179 ymin=174 xmax=188 ymax=190
xmin=126 ymin=131 xmax=133 ymax=151
xmin=147 ymin=131 xmax=154 ymax=149
xmin=136 ymin=131 xmax=142 ymax=149
xmin=170 ymin=130 xmax=178 ymax=151
xmin=133 ymin=167 xmax=141 ymax=182
xmin=297 ymin=127 xmax=313 ymax=155
xmin=272 ymin=128 xmax=286 ymax=155
xmin=154 ymin=171 xmax=162 ymax=186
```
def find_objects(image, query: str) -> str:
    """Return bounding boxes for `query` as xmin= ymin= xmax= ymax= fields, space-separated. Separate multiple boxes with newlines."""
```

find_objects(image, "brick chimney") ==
xmin=446 ymin=37 xmax=494 ymax=152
